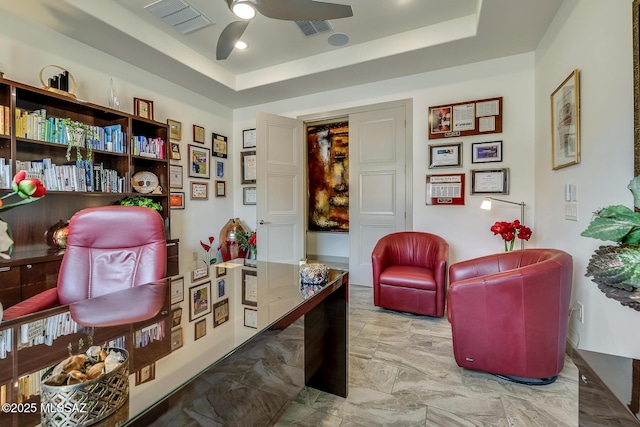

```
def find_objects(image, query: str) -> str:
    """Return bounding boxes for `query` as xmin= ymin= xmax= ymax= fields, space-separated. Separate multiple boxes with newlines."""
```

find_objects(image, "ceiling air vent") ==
xmin=295 ymin=20 xmax=333 ymax=37
xmin=145 ymin=0 xmax=213 ymax=35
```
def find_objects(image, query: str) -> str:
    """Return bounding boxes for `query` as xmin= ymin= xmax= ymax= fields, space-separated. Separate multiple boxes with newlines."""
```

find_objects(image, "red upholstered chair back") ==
xmin=373 ymin=231 xmax=448 ymax=271
xmin=56 ymin=206 xmax=167 ymax=306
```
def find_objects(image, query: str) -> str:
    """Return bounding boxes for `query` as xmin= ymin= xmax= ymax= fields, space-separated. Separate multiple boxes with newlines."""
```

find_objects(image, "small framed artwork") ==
xmin=135 ymin=363 xmax=156 ymax=385
xmin=213 ymin=298 xmax=229 ymax=327
xmin=212 ymin=133 xmax=228 ymax=158
xmin=217 ymin=278 xmax=225 ymax=298
xmin=243 ymin=128 xmax=257 ymax=148
xmin=188 ymin=145 xmax=211 ymax=179
xmin=216 ymin=266 xmax=227 ymax=277
xmin=171 ymin=327 xmax=183 ymax=351
xmin=133 ymin=97 xmax=154 ymax=120
xmin=428 ymin=142 xmax=462 ymax=168
xmin=243 ymin=186 xmax=257 ymax=205
xmin=551 ymin=69 xmax=580 ymax=170
xmin=244 ymin=308 xmax=258 ymax=329
xmin=171 ymin=276 xmax=185 ymax=304
xmin=191 ymin=266 xmax=209 ymax=282
xmin=171 ymin=307 xmax=183 ymax=328
xmin=471 ymin=168 xmax=510 ymax=195
xmin=242 ymin=269 xmax=258 ymax=306
xmin=191 ymin=182 xmax=208 ymax=200
xmin=215 ymin=180 xmax=226 ymax=197
xmin=241 ymin=150 xmax=257 ymax=184
xmin=168 ymin=119 xmax=182 ymax=141
xmin=170 ymin=165 xmax=183 ymax=188
xmin=170 ymin=142 xmax=181 ymax=160
xmin=472 ymin=141 xmax=503 ymax=163
xmin=194 ymin=319 xmax=206 ymax=341
xmin=170 ymin=192 xmax=185 ymax=209
xmin=216 ymin=160 xmax=224 ymax=178
xmin=189 ymin=281 xmax=212 ymax=321
xmin=193 ymin=125 xmax=205 ymax=144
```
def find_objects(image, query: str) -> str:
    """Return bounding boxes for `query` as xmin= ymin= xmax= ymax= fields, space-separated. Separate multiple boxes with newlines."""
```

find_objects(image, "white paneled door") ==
xmin=256 ymin=112 xmax=304 ymax=264
xmin=348 ymin=106 xmax=407 ymax=285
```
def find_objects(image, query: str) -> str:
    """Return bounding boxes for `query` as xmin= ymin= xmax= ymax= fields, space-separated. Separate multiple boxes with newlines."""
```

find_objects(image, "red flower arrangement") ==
xmin=199 ymin=236 xmax=217 ymax=265
xmin=490 ymin=219 xmax=532 ymax=251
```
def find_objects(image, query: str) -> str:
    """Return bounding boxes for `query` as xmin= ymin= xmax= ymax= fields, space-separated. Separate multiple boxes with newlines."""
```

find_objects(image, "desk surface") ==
xmin=0 ymin=259 xmax=348 ymax=427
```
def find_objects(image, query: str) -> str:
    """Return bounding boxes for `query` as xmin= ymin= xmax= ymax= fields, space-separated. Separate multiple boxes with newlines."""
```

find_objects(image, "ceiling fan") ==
xmin=217 ymin=0 xmax=353 ymax=60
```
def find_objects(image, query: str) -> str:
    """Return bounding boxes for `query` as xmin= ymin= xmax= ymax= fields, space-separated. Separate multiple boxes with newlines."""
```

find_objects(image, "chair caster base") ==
xmin=491 ymin=373 xmax=558 ymax=386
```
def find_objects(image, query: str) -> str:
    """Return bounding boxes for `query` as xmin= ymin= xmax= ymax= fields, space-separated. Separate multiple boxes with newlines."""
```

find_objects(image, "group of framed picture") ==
xmin=428 ymin=140 xmax=502 ymax=169
xmin=241 ymin=129 xmax=257 ymax=205
xmin=241 ymin=268 xmax=258 ymax=329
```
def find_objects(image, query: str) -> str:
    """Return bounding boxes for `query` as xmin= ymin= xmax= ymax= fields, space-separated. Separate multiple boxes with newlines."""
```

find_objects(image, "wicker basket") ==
xmin=39 ymin=65 xmax=77 ymax=98
xmin=40 ymin=348 xmax=129 ymax=427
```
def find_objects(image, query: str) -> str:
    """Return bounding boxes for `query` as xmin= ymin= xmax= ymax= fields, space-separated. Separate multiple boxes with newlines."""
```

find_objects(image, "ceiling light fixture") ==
xmin=231 ymin=1 xmax=256 ymax=20
xmin=235 ymin=40 xmax=248 ymax=50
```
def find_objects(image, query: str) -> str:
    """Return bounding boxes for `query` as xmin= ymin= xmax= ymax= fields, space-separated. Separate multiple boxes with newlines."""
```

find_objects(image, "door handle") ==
xmin=259 ymin=220 xmax=270 ymax=225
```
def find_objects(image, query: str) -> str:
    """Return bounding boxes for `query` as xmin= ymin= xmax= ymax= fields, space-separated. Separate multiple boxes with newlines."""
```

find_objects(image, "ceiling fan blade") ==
xmin=216 ymin=20 xmax=251 ymax=60
xmin=253 ymin=0 xmax=353 ymax=21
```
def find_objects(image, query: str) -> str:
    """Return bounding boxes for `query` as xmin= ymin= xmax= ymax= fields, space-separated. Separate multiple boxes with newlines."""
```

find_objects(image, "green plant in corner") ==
xmin=119 ymin=196 xmax=162 ymax=211
xmin=56 ymin=118 xmax=96 ymax=162
xmin=581 ymin=176 xmax=640 ymax=291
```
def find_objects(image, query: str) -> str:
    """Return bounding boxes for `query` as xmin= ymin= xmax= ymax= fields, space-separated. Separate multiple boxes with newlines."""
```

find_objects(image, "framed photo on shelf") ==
xmin=171 ymin=307 xmax=183 ymax=328
xmin=191 ymin=266 xmax=209 ymax=282
xmin=241 ymin=150 xmax=257 ymax=184
xmin=212 ymin=133 xmax=228 ymax=158
xmin=471 ymin=168 xmax=510 ymax=195
xmin=171 ymin=327 xmax=183 ymax=351
xmin=243 ymin=128 xmax=256 ymax=148
xmin=133 ymin=97 xmax=154 ymax=120
xmin=170 ymin=142 xmax=181 ymax=160
xmin=189 ymin=281 xmax=212 ymax=321
xmin=242 ymin=269 xmax=258 ymax=306
xmin=244 ymin=308 xmax=258 ymax=329
xmin=194 ymin=319 xmax=206 ymax=340
xmin=188 ymin=145 xmax=211 ymax=179
xmin=170 ymin=276 xmax=184 ymax=304
xmin=213 ymin=298 xmax=229 ymax=327
xmin=170 ymin=165 xmax=183 ymax=188
xmin=428 ymin=142 xmax=462 ymax=168
xmin=472 ymin=141 xmax=503 ymax=163
xmin=215 ymin=180 xmax=226 ymax=197
xmin=216 ymin=266 xmax=227 ymax=277
xmin=190 ymin=182 xmax=208 ymax=200
xmin=551 ymin=69 xmax=580 ymax=170
xmin=217 ymin=278 xmax=225 ymax=298
xmin=193 ymin=125 xmax=205 ymax=144
xmin=136 ymin=363 xmax=156 ymax=385
xmin=243 ymin=186 xmax=256 ymax=205
xmin=168 ymin=119 xmax=182 ymax=141
xmin=216 ymin=160 xmax=224 ymax=178
xmin=170 ymin=192 xmax=185 ymax=209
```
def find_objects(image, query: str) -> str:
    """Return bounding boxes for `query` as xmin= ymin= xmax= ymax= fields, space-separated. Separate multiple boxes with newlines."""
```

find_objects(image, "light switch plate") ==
xmin=565 ymin=202 xmax=578 ymax=221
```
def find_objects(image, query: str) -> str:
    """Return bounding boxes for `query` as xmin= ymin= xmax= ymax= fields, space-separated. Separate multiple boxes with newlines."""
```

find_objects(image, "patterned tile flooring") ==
xmin=276 ymin=285 xmax=579 ymax=426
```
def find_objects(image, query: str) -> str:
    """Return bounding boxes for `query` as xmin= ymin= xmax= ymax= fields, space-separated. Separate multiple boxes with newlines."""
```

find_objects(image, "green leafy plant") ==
xmin=56 ymin=118 xmax=96 ymax=161
xmin=119 ymin=196 xmax=162 ymax=211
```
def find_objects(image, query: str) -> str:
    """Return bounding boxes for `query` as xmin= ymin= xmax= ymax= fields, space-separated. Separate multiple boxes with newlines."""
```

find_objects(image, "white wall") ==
xmin=0 ymin=11 xmax=235 ymax=272
xmin=534 ymin=0 xmax=636 ymax=408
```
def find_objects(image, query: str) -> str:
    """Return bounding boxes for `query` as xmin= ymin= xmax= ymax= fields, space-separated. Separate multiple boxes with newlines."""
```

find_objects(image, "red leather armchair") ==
xmin=372 ymin=232 xmax=449 ymax=317
xmin=447 ymin=249 xmax=573 ymax=384
xmin=3 ymin=206 xmax=167 ymax=320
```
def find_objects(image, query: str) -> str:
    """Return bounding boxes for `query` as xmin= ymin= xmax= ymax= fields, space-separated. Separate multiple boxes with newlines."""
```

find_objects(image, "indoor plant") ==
xmin=57 ymin=118 xmax=97 ymax=161
xmin=119 ymin=196 xmax=162 ymax=211
xmin=490 ymin=219 xmax=532 ymax=251
xmin=236 ymin=230 xmax=257 ymax=259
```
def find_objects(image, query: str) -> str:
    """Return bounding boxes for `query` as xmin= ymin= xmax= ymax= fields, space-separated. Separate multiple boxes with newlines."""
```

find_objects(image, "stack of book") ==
xmin=134 ymin=320 xmax=166 ymax=349
xmin=0 ymin=157 xmax=11 ymax=188
xmin=0 ymin=104 xmax=9 ymax=135
xmin=132 ymin=135 xmax=165 ymax=159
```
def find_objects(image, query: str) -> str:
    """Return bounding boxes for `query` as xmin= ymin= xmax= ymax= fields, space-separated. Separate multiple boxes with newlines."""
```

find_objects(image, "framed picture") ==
xmin=216 ymin=160 xmax=224 ymax=178
xmin=217 ymin=278 xmax=225 ymax=298
xmin=426 ymin=173 xmax=465 ymax=206
xmin=170 ymin=142 xmax=181 ymax=160
xmin=189 ymin=281 xmax=212 ymax=321
xmin=168 ymin=119 xmax=182 ymax=141
xmin=194 ymin=319 xmax=206 ymax=340
xmin=171 ymin=327 xmax=183 ymax=351
xmin=471 ymin=168 xmax=510 ymax=195
xmin=428 ymin=142 xmax=462 ymax=168
xmin=243 ymin=128 xmax=257 ymax=148
xmin=170 ymin=192 xmax=185 ymax=209
xmin=551 ymin=69 xmax=580 ymax=170
xmin=171 ymin=276 xmax=184 ymax=304
xmin=188 ymin=144 xmax=211 ymax=178
xmin=136 ymin=362 xmax=156 ymax=385
xmin=190 ymin=182 xmax=208 ymax=200
xmin=170 ymin=165 xmax=183 ymax=188
xmin=171 ymin=307 xmax=183 ymax=328
xmin=213 ymin=298 xmax=229 ymax=327
xmin=193 ymin=125 xmax=205 ymax=143
xmin=191 ymin=266 xmax=209 ymax=282
xmin=241 ymin=150 xmax=257 ymax=184
xmin=244 ymin=308 xmax=258 ymax=329
xmin=133 ymin=97 xmax=154 ymax=120
xmin=429 ymin=106 xmax=452 ymax=135
xmin=216 ymin=266 xmax=227 ymax=277
xmin=472 ymin=141 xmax=503 ymax=163
xmin=212 ymin=133 xmax=228 ymax=158
xmin=244 ymin=258 xmax=257 ymax=268
xmin=215 ymin=180 xmax=226 ymax=197
xmin=243 ymin=186 xmax=257 ymax=205
xmin=242 ymin=269 xmax=258 ymax=306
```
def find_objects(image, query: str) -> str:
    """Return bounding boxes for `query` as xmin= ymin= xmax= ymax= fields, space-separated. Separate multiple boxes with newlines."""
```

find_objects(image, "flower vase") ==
xmin=219 ymin=218 xmax=247 ymax=261
xmin=246 ymin=248 xmax=257 ymax=260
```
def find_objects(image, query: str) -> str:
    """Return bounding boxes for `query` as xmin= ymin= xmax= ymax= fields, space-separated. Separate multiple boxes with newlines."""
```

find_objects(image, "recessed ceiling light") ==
xmin=328 ymin=32 xmax=349 ymax=47
xmin=235 ymin=41 xmax=248 ymax=50
xmin=232 ymin=3 xmax=256 ymax=20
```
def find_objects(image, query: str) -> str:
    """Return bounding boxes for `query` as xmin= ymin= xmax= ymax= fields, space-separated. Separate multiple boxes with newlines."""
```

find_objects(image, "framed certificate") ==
xmin=242 ymin=269 xmax=258 ymax=306
xmin=243 ymin=128 xmax=256 ymax=148
xmin=212 ymin=133 xmax=228 ymax=158
xmin=244 ymin=308 xmax=258 ymax=329
xmin=241 ymin=150 xmax=257 ymax=184
xmin=471 ymin=168 xmax=510 ymax=194
xmin=243 ymin=186 xmax=256 ymax=205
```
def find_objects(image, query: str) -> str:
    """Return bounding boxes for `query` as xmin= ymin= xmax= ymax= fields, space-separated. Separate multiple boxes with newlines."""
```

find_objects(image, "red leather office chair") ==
xmin=447 ymin=249 xmax=573 ymax=384
xmin=3 ymin=206 xmax=167 ymax=320
xmin=372 ymin=232 xmax=449 ymax=317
